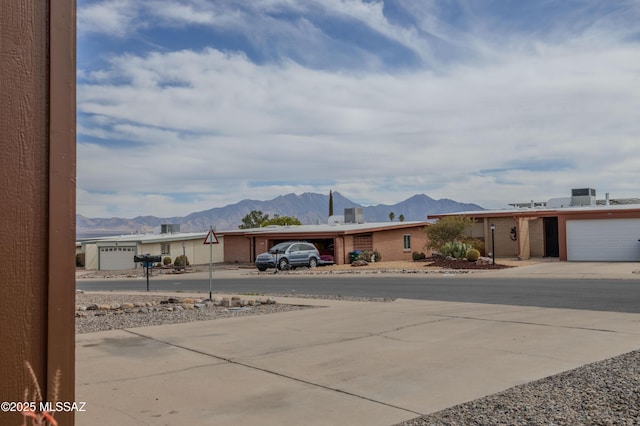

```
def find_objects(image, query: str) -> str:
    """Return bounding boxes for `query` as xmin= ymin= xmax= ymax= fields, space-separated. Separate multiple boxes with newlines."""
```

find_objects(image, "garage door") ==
xmin=99 ymin=246 xmax=136 ymax=270
xmin=566 ymin=219 xmax=640 ymax=261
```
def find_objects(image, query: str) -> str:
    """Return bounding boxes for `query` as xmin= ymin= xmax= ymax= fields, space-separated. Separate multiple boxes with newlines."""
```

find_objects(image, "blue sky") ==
xmin=77 ymin=0 xmax=640 ymax=218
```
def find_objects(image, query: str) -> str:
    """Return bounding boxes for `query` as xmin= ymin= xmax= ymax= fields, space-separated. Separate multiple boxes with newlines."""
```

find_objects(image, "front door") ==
xmin=543 ymin=217 xmax=559 ymax=257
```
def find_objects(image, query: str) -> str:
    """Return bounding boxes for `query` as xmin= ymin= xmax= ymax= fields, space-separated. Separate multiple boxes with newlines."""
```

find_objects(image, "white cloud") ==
xmin=78 ymin=0 xmax=142 ymax=36
xmin=76 ymin=0 xmax=640 ymax=217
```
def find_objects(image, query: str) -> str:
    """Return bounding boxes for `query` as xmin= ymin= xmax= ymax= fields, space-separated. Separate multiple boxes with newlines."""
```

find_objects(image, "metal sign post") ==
xmin=203 ymin=226 xmax=219 ymax=300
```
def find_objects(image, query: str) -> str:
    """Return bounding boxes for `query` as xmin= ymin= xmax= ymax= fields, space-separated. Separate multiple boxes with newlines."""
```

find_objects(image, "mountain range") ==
xmin=76 ymin=192 xmax=484 ymax=237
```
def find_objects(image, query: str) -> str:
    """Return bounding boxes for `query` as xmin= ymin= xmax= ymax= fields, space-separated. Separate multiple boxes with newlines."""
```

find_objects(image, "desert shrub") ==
xmin=467 ymin=238 xmax=485 ymax=256
xmin=358 ymin=249 xmax=382 ymax=262
xmin=424 ymin=216 xmax=474 ymax=250
xmin=412 ymin=251 xmax=426 ymax=261
xmin=466 ymin=248 xmax=480 ymax=262
xmin=76 ymin=253 xmax=85 ymax=267
xmin=163 ymin=256 xmax=172 ymax=265
xmin=174 ymin=255 xmax=190 ymax=268
xmin=440 ymin=241 xmax=472 ymax=259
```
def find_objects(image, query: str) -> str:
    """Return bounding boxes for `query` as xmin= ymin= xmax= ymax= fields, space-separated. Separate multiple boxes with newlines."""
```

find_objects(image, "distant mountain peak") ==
xmin=76 ymin=192 xmax=483 ymax=236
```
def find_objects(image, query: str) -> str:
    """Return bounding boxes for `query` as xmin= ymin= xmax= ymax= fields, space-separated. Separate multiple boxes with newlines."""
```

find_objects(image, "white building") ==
xmin=78 ymin=231 xmax=223 ymax=270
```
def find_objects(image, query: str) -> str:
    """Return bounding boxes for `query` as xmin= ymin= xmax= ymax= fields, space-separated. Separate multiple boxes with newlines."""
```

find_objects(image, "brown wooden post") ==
xmin=1 ymin=1 xmax=76 ymax=425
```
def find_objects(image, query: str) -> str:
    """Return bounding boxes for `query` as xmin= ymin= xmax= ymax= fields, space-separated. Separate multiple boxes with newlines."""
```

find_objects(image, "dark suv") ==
xmin=255 ymin=241 xmax=320 ymax=271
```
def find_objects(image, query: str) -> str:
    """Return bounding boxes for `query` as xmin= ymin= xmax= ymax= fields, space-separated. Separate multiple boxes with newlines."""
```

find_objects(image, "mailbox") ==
xmin=134 ymin=254 xmax=161 ymax=291
xmin=134 ymin=254 xmax=162 ymax=263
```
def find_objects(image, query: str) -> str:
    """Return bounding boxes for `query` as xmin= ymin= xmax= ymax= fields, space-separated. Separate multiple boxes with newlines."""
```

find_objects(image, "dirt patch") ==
xmin=422 ymin=256 xmax=512 ymax=270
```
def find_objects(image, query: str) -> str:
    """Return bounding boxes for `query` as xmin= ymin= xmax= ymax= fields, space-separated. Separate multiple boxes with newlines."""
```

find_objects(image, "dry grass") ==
xmin=20 ymin=361 xmax=58 ymax=426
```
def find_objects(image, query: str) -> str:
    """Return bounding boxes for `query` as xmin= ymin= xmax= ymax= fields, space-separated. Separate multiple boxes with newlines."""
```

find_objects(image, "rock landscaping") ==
xmin=75 ymin=292 xmax=311 ymax=334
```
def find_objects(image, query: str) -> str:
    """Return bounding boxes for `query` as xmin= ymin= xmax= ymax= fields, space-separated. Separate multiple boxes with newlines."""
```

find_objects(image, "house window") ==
xmin=403 ymin=234 xmax=411 ymax=251
xmin=161 ymin=243 xmax=171 ymax=255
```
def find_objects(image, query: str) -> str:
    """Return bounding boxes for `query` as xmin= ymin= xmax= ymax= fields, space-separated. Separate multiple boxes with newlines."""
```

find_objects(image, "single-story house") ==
xmin=78 ymin=231 xmax=223 ymax=270
xmin=221 ymin=221 xmax=431 ymax=265
xmin=428 ymin=188 xmax=640 ymax=262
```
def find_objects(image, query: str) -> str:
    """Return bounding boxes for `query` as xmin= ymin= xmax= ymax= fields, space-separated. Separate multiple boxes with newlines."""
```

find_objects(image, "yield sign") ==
xmin=203 ymin=229 xmax=219 ymax=244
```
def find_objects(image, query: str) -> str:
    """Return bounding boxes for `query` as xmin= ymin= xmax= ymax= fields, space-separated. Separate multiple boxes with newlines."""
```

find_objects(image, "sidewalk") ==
xmin=76 ymin=293 xmax=640 ymax=425
xmin=469 ymin=261 xmax=640 ymax=280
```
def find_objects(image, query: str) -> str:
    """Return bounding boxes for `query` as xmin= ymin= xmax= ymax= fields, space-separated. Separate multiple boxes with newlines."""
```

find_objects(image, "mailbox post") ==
xmin=134 ymin=254 xmax=161 ymax=291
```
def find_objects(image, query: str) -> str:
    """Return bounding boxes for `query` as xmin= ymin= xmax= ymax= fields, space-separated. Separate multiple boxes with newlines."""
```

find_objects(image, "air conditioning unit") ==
xmin=161 ymin=224 xmax=180 ymax=234
xmin=571 ymin=188 xmax=596 ymax=206
xmin=344 ymin=208 xmax=364 ymax=224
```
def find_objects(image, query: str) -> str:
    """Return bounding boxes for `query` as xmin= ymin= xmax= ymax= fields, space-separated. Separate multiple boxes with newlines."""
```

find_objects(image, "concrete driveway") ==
xmin=470 ymin=260 xmax=640 ymax=280
xmin=76 ymin=287 xmax=640 ymax=425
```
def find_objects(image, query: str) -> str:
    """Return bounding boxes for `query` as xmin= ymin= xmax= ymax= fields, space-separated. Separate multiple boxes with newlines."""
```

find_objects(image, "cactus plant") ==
xmin=440 ymin=241 xmax=472 ymax=259
xmin=466 ymin=248 xmax=480 ymax=262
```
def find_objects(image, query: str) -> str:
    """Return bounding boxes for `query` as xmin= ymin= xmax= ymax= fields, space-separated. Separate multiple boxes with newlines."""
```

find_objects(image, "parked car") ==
xmin=255 ymin=241 xmax=320 ymax=271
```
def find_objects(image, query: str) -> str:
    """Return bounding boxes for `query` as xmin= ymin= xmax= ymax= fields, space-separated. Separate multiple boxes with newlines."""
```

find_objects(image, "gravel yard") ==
xmin=75 ymin=292 xmax=321 ymax=334
xmin=396 ymin=349 xmax=640 ymax=425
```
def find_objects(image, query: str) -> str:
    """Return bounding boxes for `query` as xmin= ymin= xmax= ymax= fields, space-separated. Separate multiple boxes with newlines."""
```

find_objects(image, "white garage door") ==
xmin=99 ymin=246 xmax=136 ymax=270
xmin=566 ymin=219 xmax=640 ymax=261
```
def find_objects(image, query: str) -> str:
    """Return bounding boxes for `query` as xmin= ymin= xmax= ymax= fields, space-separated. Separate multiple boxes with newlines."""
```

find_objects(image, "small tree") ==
xmin=398 ymin=214 xmax=405 ymax=222
xmin=388 ymin=212 xmax=395 ymax=222
xmin=239 ymin=210 xmax=270 ymax=229
xmin=239 ymin=210 xmax=301 ymax=228
xmin=264 ymin=214 xmax=302 ymax=226
xmin=424 ymin=215 xmax=474 ymax=250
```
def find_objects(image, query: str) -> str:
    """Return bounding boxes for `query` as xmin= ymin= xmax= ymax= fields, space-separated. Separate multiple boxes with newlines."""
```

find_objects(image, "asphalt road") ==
xmin=76 ymin=275 xmax=640 ymax=313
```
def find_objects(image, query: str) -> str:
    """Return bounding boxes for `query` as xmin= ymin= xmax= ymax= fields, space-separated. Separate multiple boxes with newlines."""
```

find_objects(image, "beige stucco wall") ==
xmin=485 ymin=218 xmax=519 ymax=257
xmin=529 ymin=219 xmax=544 ymax=257
xmin=84 ymin=244 xmax=99 ymax=270
xmin=140 ymin=238 xmax=223 ymax=265
xmin=482 ymin=217 xmax=545 ymax=258
xmin=82 ymin=236 xmax=224 ymax=270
